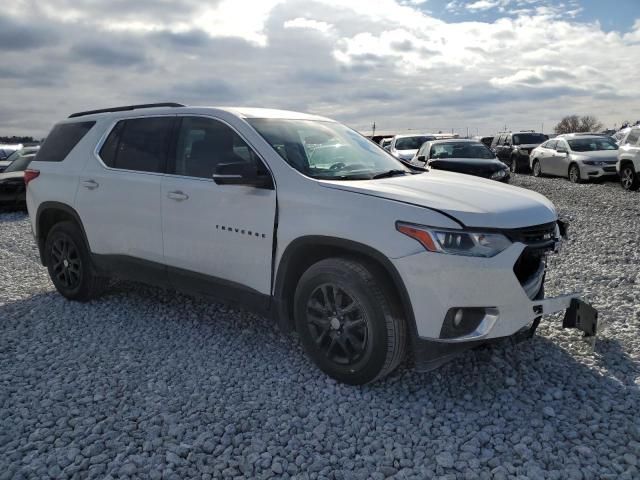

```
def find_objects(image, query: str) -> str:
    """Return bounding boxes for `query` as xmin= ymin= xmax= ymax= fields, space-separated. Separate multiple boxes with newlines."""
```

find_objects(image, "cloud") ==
xmin=0 ymin=0 xmax=639 ymax=138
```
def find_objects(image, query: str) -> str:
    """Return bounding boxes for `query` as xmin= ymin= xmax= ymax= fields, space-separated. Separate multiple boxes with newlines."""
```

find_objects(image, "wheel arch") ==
xmin=35 ymin=202 xmax=90 ymax=266
xmin=272 ymin=236 xmax=418 ymax=347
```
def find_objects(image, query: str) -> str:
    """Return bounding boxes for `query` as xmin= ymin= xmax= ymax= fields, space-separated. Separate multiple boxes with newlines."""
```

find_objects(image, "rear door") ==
xmin=161 ymin=115 xmax=277 ymax=302
xmin=75 ymin=116 xmax=175 ymax=266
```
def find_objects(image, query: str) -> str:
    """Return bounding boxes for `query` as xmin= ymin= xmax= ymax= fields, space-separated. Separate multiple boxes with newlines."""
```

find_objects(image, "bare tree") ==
xmin=554 ymin=115 xmax=603 ymax=134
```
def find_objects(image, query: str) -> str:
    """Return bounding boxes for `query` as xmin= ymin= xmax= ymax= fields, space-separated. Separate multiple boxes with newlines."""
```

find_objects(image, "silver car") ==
xmin=529 ymin=134 xmax=619 ymax=183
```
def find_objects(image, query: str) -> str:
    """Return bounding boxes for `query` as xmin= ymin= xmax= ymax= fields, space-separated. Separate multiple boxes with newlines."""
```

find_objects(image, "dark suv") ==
xmin=491 ymin=131 xmax=548 ymax=173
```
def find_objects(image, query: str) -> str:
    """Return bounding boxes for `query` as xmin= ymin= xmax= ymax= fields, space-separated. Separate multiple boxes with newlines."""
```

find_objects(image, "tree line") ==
xmin=0 ymin=135 xmax=37 ymax=144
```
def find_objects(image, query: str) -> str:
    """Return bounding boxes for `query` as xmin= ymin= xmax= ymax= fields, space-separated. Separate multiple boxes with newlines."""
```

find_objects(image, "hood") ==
xmin=0 ymin=170 xmax=25 ymax=181
xmin=319 ymin=170 xmax=556 ymax=229
xmin=571 ymin=150 xmax=619 ymax=162
xmin=429 ymin=158 xmax=507 ymax=177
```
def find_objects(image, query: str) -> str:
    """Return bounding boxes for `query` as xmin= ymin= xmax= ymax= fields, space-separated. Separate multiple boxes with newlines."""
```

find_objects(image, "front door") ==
xmin=161 ymin=116 xmax=277 ymax=300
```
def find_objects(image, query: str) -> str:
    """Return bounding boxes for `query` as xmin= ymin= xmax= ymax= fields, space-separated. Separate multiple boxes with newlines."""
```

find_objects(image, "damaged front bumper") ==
xmin=413 ymin=294 xmax=601 ymax=372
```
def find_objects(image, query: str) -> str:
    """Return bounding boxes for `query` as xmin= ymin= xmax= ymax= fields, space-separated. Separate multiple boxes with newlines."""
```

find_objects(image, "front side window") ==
xmin=624 ymin=129 xmax=640 ymax=146
xmin=556 ymin=140 xmax=567 ymax=151
xmin=36 ymin=121 xmax=95 ymax=162
xmin=567 ymin=137 xmax=618 ymax=152
xmin=546 ymin=140 xmax=557 ymax=150
xmin=247 ymin=118 xmax=412 ymax=180
xmin=99 ymin=117 xmax=174 ymax=173
xmin=513 ymin=133 xmax=547 ymax=145
xmin=172 ymin=116 xmax=267 ymax=179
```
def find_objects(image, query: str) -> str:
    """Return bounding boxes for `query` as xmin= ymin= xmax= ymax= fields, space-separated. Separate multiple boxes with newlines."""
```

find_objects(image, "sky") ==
xmin=1 ymin=0 xmax=639 ymax=138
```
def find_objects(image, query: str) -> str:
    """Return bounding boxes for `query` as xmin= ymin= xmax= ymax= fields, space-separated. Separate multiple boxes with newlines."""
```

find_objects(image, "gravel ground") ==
xmin=1 ymin=176 xmax=639 ymax=480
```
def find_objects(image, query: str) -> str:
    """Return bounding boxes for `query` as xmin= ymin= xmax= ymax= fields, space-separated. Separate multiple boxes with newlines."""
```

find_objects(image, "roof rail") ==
xmin=68 ymin=102 xmax=185 ymax=118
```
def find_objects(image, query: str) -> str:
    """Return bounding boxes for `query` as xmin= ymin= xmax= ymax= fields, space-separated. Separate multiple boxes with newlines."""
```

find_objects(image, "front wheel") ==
xmin=568 ymin=164 xmax=582 ymax=183
xmin=620 ymin=165 xmax=639 ymax=191
xmin=510 ymin=157 xmax=519 ymax=174
xmin=532 ymin=159 xmax=542 ymax=177
xmin=45 ymin=222 xmax=109 ymax=301
xmin=294 ymin=258 xmax=407 ymax=385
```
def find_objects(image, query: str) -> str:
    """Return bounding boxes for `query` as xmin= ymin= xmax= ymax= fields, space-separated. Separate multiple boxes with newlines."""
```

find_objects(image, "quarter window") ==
xmin=99 ymin=117 xmax=174 ymax=173
xmin=547 ymin=140 xmax=557 ymax=150
xmin=172 ymin=117 xmax=267 ymax=179
xmin=36 ymin=121 xmax=95 ymax=162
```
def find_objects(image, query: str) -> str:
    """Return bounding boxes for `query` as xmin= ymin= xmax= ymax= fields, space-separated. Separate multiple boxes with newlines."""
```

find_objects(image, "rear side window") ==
xmin=35 ymin=121 xmax=95 ymax=162
xmin=99 ymin=117 xmax=174 ymax=173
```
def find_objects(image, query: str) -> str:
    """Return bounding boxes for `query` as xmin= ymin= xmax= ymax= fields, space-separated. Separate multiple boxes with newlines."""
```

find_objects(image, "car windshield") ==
xmin=4 ymin=154 xmax=34 ymax=173
xmin=568 ymin=138 xmax=618 ymax=152
xmin=3 ymin=150 xmax=21 ymax=163
xmin=247 ymin=118 xmax=413 ymax=180
xmin=430 ymin=142 xmax=495 ymax=160
xmin=395 ymin=136 xmax=435 ymax=150
xmin=513 ymin=133 xmax=547 ymax=145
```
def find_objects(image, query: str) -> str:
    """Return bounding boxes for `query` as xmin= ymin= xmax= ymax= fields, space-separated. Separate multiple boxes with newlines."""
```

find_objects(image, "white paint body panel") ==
xmin=26 ymin=106 xmax=574 ymax=345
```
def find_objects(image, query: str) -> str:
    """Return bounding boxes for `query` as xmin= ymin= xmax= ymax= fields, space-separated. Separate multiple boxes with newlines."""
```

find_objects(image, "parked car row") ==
xmin=0 ymin=146 xmax=39 ymax=209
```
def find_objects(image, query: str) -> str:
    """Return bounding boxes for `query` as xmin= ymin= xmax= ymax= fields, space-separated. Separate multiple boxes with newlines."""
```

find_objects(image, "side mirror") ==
xmin=417 ymin=155 xmax=426 ymax=162
xmin=213 ymin=162 xmax=273 ymax=189
xmin=556 ymin=147 xmax=568 ymax=154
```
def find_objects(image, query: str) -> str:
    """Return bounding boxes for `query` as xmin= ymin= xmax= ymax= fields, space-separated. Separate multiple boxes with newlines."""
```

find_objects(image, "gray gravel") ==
xmin=1 ymin=176 xmax=639 ymax=480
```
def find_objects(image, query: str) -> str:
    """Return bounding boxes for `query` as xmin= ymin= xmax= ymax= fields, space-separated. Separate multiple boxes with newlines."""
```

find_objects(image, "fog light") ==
xmin=440 ymin=307 xmax=498 ymax=340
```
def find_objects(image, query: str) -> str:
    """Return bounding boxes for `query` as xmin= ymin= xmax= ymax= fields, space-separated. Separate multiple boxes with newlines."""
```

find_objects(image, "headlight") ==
xmin=491 ymin=169 xmax=508 ymax=180
xmin=396 ymin=223 xmax=512 ymax=257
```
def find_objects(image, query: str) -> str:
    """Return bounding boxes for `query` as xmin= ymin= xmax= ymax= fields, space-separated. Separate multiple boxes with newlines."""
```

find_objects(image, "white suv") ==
xmin=617 ymin=127 xmax=640 ymax=191
xmin=25 ymin=103 xmax=597 ymax=385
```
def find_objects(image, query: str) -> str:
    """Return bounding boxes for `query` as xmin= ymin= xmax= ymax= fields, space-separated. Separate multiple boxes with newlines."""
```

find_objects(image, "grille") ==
xmin=603 ymin=166 xmax=616 ymax=173
xmin=504 ymin=222 xmax=556 ymax=250
xmin=506 ymin=222 xmax=556 ymax=299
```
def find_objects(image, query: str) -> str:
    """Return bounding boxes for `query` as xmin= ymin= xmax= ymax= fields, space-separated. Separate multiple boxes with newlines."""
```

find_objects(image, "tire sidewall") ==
xmin=294 ymin=263 xmax=390 ymax=385
xmin=533 ymin=160 xmax=541 ymax=177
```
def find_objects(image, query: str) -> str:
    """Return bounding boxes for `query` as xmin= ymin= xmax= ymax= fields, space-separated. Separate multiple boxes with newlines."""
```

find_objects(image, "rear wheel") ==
xmin=45 ymin=222 xmax=109 ymax=301
xmin=510 ymin=156 xmax=519 ymax=174
xmin=620 ymin=164 xmax=639 ymax=191
xmin=532 ymin=159 xmax=542 ymax=177
xmin=568 ymin=164 xmax=582 ymax=183
xmin=294 ymin=258 xmax=407 ymax=385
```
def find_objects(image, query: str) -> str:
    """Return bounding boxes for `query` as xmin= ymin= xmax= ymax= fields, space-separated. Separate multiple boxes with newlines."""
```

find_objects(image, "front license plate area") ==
xmin=562 ymin=298 xmax=598 ymax=337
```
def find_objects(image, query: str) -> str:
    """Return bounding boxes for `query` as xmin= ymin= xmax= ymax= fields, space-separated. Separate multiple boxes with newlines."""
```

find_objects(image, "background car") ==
xmin=616 ymin=126 xmax=640 ymax=191
xmin=473 ymin=135 xmax=494 ymax=148
xmin=0 ymin=145 xmax=39 ymax=173
xmin=389 ymin=133 xmax=436 ymax=161
xmin=410 ymin=139 xmax=510 ymax=182
xmin=379 ymin=137 xmax=392 ymax=151
xmin=0 ymin=149 xmax=37 ymax=209
xmin=490 ymin=131 xmax=548 ymax=173
xmin=0 ymin=144 xmax=24 ymax=172
xmin=529 ymin=134 xmax=618 ymax=183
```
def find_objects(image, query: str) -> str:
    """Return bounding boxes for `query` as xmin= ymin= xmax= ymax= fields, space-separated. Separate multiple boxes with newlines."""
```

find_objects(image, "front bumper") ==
xmin=579 ymin=164 xmax=618 ymax=179
xmin=391 ymin=227 xmax=598 ymax=369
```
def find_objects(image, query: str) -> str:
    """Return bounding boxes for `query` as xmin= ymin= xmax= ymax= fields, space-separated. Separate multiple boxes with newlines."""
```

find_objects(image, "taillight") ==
xmin=24 ymin=169 xmax=40 ymax=186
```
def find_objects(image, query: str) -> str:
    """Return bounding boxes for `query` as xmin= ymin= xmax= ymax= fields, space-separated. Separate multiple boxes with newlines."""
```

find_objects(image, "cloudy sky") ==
xmin=1 ymin=0 xmax=639 ymax=137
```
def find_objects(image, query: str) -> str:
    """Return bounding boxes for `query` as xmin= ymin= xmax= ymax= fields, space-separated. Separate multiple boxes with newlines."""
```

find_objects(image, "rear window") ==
xmin=99 ymin=117 xmax=174 ymax=173
xmin=35 ymin=121 xmax=95 ymax=162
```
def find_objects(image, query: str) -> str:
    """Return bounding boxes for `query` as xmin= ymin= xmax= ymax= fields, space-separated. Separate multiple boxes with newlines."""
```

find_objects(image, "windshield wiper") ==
xmin=371 ymin=169 xmax=410 ymax=179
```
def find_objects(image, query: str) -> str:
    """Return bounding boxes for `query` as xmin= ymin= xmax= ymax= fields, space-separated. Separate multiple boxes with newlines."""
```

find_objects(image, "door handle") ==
xmin=82 ymin=179 xmax=99 ymax=190
xmin=167 ymin=190 xmax=189 ymax=201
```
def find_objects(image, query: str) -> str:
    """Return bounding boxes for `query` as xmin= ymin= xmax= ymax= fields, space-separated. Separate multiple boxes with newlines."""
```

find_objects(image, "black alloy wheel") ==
xmin=621 ymin=165 xmax=639 ymax=191
xmin=50 ymin=235 xmax=82 ymax=290
xmin=306 ymin=283 xmax=369 ymax=365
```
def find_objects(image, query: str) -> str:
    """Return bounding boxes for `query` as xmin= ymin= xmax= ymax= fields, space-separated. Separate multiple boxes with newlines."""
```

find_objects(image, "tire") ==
xmin=294 ymin=257 xmax=407 ymax=385
xmin=532 ymin=159 xmax=542 ymax=177
xmin=510 ymin=156 xmax=518 ymax=174
xmin=45 ymin=221 xmax=109 ymax=301
xmin=620 ymin=164 xmax=639 ymax=191
xmin=568 ymin=163 xmax=582 ymax=183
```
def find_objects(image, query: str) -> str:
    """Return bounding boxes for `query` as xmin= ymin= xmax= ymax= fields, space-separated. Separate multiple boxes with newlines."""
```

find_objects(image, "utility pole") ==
xmin=372 ymin=122 xmax=376 ymax=137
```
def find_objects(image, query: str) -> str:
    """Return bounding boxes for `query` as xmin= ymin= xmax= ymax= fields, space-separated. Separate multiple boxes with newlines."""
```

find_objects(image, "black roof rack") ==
xmin=68 ymin=103 xmax=185 ymax=118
